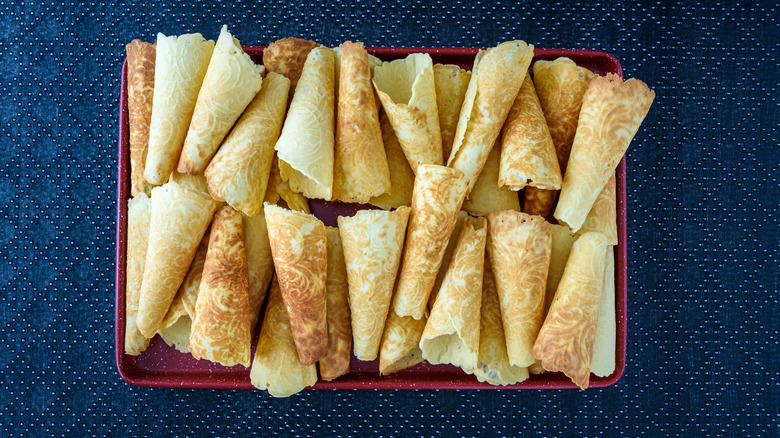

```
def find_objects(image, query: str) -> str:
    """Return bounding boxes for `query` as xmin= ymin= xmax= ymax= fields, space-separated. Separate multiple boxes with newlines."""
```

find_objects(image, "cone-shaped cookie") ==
xmin=319 ymin=227 xmax=352 ymax=381
xmin=125 ymin=194 xmax=152 ymax=356
xmin=522 ymin=59 xmax=596 ymax=217
xmin=470 ymin=254 xmax=529 ymax=385
xmin=178 ymin=26 xmax=263 ymax=174
xmin=243 ymin=213 xmax=274 ymax=334
xmin=448 ymin=41 xmax=534 ymax=195
xmin=555 ymin=74 xmax=654 ymax=231
xmin=578 ymin=174 xmax=617 ymax=245
xmin=545 ymin=224 xmax=579 ymax=316
xmin=420 ymin=217 xmax=486 ymax=370
xmin=486 ymin=211 xmax=552 ymax=368
xmin=126 ymin=40 xmax=155 ymax=196
xmin=334 ymin=49 xmax=383 ymax=111
xmin=137 ymin=183 xmax=219 ymax=337
xmin=250 ymin=277 xmax=318 ymax=397
xmin=262 ymin=37 xmax=319 ymax=96
xmin=533 ymin=232 xmax=608 ymax=389
xmin=189 ymin=206 xmax=251 ymax=367
xmin=591 ymin=246 xmax=616 ymax=377
xmin=368 ymin=113 xmax=415 ymax=210
xmin=534 ymin=57 xmax=597 ymax=174
xmin=205 ymin=72 xmax=290 ymax=216
xmin=433 ymin=64 xmax=471 ymax=162
xmin=274 ymin=47 xmax=336 ymax=200
xmin=338 ymin=206 xmax=411 ymax=360
xmin=429 ymin=211 xmax=468 ymax=308
xmin=264 ymin=203 xmax=328 ymax=365
xmin=373 ymin=53 xmax=442 ymax=172
xmin=525 ymin=223 xmax=579 ymax=375
xmin=523 ymin=187 xmax=556 ymax=218
xmin=462 ymin=141 xmax=521 ymax=217
xmin=378 ymin=303 xmax=427 ymax=375
xmin=393 ymin=164 xmax=469 ymax=320
xmin=499 ymin=75 xmax=562 ymax=191
xmin=333 ymin=41 xmax=390 ymax=203
xmin=152 ymin=198 xmax=213 ymax=350
xmin=145 ymin=33 xmax=214 ymax=185
xmin=157 ymin=229 xmax=210 ymax=353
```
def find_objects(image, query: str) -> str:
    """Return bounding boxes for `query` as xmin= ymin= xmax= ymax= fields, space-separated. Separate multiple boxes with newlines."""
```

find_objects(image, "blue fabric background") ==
xmin=0 ymin=1 xmax=777 ymax=436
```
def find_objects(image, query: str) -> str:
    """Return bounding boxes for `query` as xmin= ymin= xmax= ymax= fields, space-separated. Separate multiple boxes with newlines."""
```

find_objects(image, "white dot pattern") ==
xmin=0 ymin=1 xmax=777 ymax=436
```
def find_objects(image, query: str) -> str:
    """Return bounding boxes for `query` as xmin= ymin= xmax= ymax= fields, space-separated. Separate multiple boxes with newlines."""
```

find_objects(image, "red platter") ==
xmin=115 ymin=46 xmax=627 ymax=390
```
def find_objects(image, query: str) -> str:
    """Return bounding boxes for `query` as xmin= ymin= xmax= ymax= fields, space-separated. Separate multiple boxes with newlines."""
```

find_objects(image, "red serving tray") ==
xmin=115 ymin=46 xmax=627 ymax=390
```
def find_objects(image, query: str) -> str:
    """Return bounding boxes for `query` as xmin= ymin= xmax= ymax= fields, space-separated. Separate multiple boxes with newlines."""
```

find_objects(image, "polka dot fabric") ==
xmin=0 ymin=0 xmax=777 ymax=436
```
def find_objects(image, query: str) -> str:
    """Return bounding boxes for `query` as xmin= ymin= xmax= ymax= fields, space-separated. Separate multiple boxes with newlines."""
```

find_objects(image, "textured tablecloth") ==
xmin=0 ymin=1 xmax=777 ymax=436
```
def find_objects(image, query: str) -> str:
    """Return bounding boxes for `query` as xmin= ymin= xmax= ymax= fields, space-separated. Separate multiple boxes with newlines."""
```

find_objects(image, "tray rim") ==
xmin=115 ymin=45 xmax=627 ymax=390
